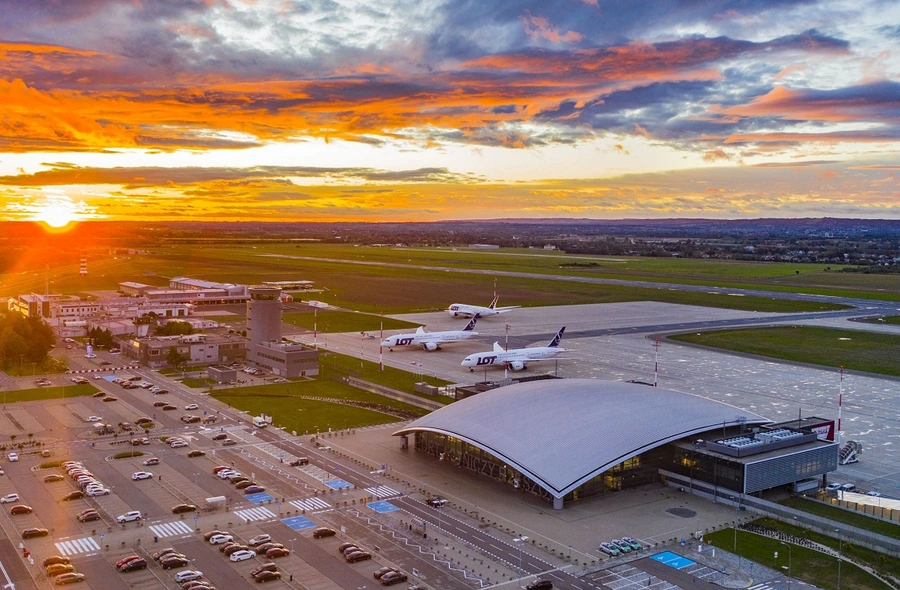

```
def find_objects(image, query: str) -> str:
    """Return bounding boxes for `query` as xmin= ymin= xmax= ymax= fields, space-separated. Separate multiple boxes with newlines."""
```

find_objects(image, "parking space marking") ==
xmin=149 ymin=520 xmax=194 ymax=538
xmin=289 ymin=497 xmax=331 ymax=512
xmin=55 ymin=536 xmax=101 ymax=556
xmin=281 ymin=515 xmax=317 ymax=531
xmin=364 ymin=485 xmax=399 ymax=499
xmin=245 ymin=492 xmax=275 ymax=504
xmin=324 ymin=479 xmax=353 ymax=490
xmin=366 ymin=500 xmax=400 ymax=513
xmin=234 ymin=506 xmax=277 ymax=522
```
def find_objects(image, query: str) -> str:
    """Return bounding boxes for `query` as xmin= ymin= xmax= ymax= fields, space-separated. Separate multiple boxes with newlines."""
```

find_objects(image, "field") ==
xmin=706 ymin=521 xmax=894 ymax=590
xmin=282 ymin=310 xmax=420 ymax=332
xmin=211 ymin=376 xmax=430 ymax=434
xmin=670 ymin=326 xmax=900 ymax=377
xmin=0 ymin=244 xmax=858 ymax=318
xmin=0 ymin=383 xmax=97 ymax=403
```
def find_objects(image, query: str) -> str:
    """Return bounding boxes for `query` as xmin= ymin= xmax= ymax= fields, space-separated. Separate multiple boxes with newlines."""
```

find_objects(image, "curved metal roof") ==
xmin=394 ymin=379 xmax=768 ymax=499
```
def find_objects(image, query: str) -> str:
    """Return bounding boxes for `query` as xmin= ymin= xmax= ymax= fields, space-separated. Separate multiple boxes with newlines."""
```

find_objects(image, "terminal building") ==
xmin=394 ymin=379 xmax=838 ymax=510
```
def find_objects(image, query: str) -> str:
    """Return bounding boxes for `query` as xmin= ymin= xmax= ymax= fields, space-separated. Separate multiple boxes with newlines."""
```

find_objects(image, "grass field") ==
xmin=779 ymin=497 xmax=900 ymax=540
xmin=0 ymin=383 xmax=97 ymax=403
xmin=670 ymin=326 xmax=900 ymax=377
xmin=706 ymin=522 xmax=894 ymax=590
xmin=211 ymin=377 xmax=430 ymax=434
xmin=1 ymin=244 xmax=886 ymax=319
xmin=318 ymin=350 xmax=452 ymax=402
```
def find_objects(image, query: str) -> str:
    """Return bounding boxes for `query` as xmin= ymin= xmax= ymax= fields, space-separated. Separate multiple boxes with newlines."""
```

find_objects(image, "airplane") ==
xmin=382 ymin=316 xmax=480 ymax=351
xmin=447 ymin=295 xmax=519 ymax=318
xmin=461 ymin=327 xmax=566 ymax=372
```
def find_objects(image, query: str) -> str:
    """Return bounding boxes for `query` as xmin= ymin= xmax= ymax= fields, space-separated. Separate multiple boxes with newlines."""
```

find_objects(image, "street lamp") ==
xmin=836 ymin=528 xmax=842 ymax=589
xmin=513 ymin=535 xmax=528 ymax=573
xmin=780 ymin=542 xmax=792 ymax=589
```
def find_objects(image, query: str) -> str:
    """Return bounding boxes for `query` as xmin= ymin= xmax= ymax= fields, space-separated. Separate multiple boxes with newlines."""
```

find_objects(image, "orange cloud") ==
xmin=521 ymin=11 xmax=583 ymax=44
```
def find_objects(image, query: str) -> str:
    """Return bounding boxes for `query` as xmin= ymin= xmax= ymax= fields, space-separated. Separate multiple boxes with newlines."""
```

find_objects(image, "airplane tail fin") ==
xmin=415 ymin=326 xmax=426 ymax=334
xmin=548 ymin=327 xmax=566 ymax=347
xmin=463 ymin=317 xmax=478 ymax=331
xmin=493 ymin=341 xmax=505 ymax=353
xmin=488 ymin=294 xmax=499 ymax=309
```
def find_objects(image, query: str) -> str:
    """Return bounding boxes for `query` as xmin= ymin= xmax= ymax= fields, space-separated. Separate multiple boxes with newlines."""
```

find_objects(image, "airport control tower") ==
xmin=247 ymin=286 xmax=283 ymax=345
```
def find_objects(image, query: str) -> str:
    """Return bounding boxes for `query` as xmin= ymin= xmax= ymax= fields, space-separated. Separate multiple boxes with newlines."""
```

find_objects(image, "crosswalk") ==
xmin=149 ymin=520 xmax=194 ymax=538
xmin=55 ymin=536 xmax=100 ymax=556
xmin=748 ymin=584 xmax=780 ymax=590
xmin=234 ymin=506 xmax=277 ymax=522
xmin=365 ymin=485 xmax=400 ymax=499
xmin=290 ymin=497 xmax=331 ymax=512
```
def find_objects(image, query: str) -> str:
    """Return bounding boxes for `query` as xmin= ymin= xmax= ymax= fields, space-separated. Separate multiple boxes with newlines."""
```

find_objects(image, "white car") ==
xmin=138 ymin=381 xmax=152 ymax=388
xmin=208 ymin=534 xmax=233 ymax=545
xmin=132 ymin=471 xmax=153 ymax=481
xmin=87 ymin=487 xmax=111 ymax=496
xmin=7 ymin=453 xmax=18 ymax=462
xmin=217 ymin=470 xmax=240 ymax=479
xmin=169 ymin=441 xmax=188 ymax=448
xmin=174 ymin=571 xmax=203 ymax=583
xmin=86 ymin=416 xmax=103 ymax=422
xmin=116 ymin=510 xmax=142 ymax=523
xmin=0 ymin=493 xmax=20 ymax=504
xmin=229 ymin=549 xmax=256 ymax=562
xmin=184 ymin=404 xmax=199 ymax=410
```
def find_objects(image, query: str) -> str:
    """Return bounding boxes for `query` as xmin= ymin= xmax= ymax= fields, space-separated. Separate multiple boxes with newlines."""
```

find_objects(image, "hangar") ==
xmin=394 ymin=379 xmax=838 ymax=509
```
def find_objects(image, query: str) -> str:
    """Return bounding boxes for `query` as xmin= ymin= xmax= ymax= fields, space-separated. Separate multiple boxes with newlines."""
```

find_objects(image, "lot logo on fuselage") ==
xmin=476 ymin=355 xmax=497 ymax=366
xmin=396 ymin=338 xmax=414 ymax=346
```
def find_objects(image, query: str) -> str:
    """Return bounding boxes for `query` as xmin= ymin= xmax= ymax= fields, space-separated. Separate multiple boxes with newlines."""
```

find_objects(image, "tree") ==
xmin=166 ymin=347 xmax=189 ymax=370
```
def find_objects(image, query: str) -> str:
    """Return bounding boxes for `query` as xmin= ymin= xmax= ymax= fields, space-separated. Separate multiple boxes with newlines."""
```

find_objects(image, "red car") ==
xmin=265 ymin=547 xmax=290 ymax=559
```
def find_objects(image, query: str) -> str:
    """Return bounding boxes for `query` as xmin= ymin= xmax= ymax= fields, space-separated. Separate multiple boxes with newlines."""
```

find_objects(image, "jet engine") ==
xmin=508 ymin=361 xmax=525 ymax=371
xmin=423 ymin=342 xmax=439 ymax=351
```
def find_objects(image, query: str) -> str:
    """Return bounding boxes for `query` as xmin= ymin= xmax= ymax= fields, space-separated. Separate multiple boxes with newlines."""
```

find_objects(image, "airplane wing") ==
xmin=492 ymin=306 xmax=520 ymax=313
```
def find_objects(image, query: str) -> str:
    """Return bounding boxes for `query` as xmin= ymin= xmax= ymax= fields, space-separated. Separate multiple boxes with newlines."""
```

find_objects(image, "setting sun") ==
xmin=26 ymin=195 xmax=85 ymax=230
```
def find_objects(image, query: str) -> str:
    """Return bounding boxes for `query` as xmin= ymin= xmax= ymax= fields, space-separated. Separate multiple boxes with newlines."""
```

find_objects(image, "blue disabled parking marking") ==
xmin=651 ymin=551 xmax=696 ymax=570
xmin=367 ymin=500 xmax=399 ymax=513
xmin=101 ymin=375 xmax=116 ymax=382
xmin=245 ymin=492 xmax=274 ymax=504
xmin=324 ymin=479 xmax=353 ymax=490
xmin=282 ymin=516 xmax=316 ymax=531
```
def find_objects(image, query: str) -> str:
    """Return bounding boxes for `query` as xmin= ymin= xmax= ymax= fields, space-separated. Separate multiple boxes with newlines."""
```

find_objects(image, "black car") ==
xmin=525 ymin=580 xmax=553 ymax=590
xmin=160 ymin=556 xmax=190 ymax=569
xmin=187 ymin=450 xmax=206 ymax=458
xmin=92 ymin=392 xmax=105 ymax=398
xmin=62 ymin=490 xmax=83 ymax=501
xmin=120 ymin=558 xmax=147 ymax=572
xmin=254 ymin=571 xmax=281 ymax=583
xmin=289 ymin=457 xmax=309 ymax=466
xmin=152 ymin=548 xmax=179 ymax=561
xmin=380 ymin=572 xmax=408 ymax=586
xmin=244 ymin=485 xmax=265 ymax=494
xmin=212 ymin=433 xmax=227 ymax=441
xmin=43 ymin=556 xmax=70 ymax=568
xmin=250 ymin=563 xmax=277 ymax=577
xmin=21 ymin=527 xmax=49 ymax=539
xmin=162 ymin=404 xmax=177 ymax=411
xmin=172 ymin=504 xmax=197 ymax=514
xmin=313 ymin=527 xmax=336 ymax=539
xmin=153 ymin=401 xmax=168 ymax=408
xmin=374 ymin=566 xmax=398 ymax=580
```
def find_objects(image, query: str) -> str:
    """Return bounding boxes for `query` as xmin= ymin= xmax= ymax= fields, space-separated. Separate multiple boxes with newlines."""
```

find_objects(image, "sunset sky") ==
xmin=1 ymin=0 xmax=898 ymax=224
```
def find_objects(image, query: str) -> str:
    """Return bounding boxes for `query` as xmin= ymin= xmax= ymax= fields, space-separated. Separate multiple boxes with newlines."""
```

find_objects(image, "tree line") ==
xmin=0 ymin=310 xmax=56 ymax=373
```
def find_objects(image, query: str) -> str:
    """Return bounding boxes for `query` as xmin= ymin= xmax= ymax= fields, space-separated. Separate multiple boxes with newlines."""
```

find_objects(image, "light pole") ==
xmin=780 ymin=541 xmax=792 ymax=589
xmin=836 ymin=528 xmax=842 ymax=589
xmin=513 ymin=535 xmax=528 ymax=573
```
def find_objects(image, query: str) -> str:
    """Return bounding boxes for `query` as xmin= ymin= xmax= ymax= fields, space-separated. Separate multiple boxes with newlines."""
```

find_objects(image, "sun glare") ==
xmin=25 ymin=195 xmax=87 ymax=231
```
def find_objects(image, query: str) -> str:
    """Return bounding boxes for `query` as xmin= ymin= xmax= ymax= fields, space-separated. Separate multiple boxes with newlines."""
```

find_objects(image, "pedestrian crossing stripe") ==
xmin=365 ymin=485 xmax=399 ymax=499
xmin=55 ymin=536 xmax=100 ymax=556
xmin=748 ymin=585 xmax=777 ymax=590
xmin=234 ymin=506 xmax=277 ymax=522
xmin=149 ymin=520 xmax=194 ymax=538
xmin=290 ymin=497 xmax=331 ymax=512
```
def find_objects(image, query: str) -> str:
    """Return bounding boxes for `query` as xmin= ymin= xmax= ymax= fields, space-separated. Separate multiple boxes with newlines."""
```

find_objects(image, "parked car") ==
xmin=0 ymin=493 xmax=20 ymax=503
xmin=172 ymin=504 xmax=197 ymax=514
xmin=250 ymin=563 xmax=278 ymax=577
xmin=212 ymin=433 xmax=227 ymax=441
xmin=244 ymin=485 xmax=265 ymax=494
xmin=525 ymin=580 xmax=553 ymax=590
xmin=162 ymin=404 xmax=177 ymax=410
xmin=10 ymin=505 xmax=33 ymax=515
xmin=611 ymin=539 xmax=632 ymax=553
xmin=230 ymin=549 xmax=256 ymax=562
xmin=102 ymin=396 xmax=118 ymax=402
xmin=187 ymin=450 xmax=206 ymax=458
xmin=116 ymin=555 xmax=142 ymax=569
xmin=265 ymin=547 xmax=290 ymax=559
xmin=161 ymin=556 xmax=190 ymax=569
xmin=222 ymin=439 xmax=237 ymax=446
xmin=169 ymin=440 xmax=188 ymax=448
xmin=374 ymin=566 xmax=399 ymax=580
xmin=86 ymin=487 xmax=111 ymax=497
xmin=203 ymin=530 xmax=228 ymax=541
xmin=313 ymin=527 xmax=336 ymax=539
xmin=254 ymin=542 xmax=280 ymax=555
xmin=61 ymin=491 xmax=83 ymax=501
xmin=132 ymin=471 xmax=153 ymax=480
xmin=426 ymin=496 xmax=447 ymax=507
xmin=380 ymin=572 xmax=408 ymax=586
xmin=153 ymin=401 xmax=168 ymax=408
xmin=43 ymin=556 xmax=70 ymax=567
xmin=116 ymin=510 xmax=142 ymax=523
xmin=235 ymin=480 xmax=255 ymax=490
xmin=289 ymin=457 xmax=309 ymax=466
xmin=209 ymin=534 xmax=234 ymax=545
xmin=152 ymin=548 xmax=181 ymax=561
xmin=143 ymin=458 xmax=160 ymax=466
xmin=825 ymin=482 xmax=843 ymax=491
xmin=345 ymin=550 xmax=371 ymax=563
xmin=338 ymin=543 xmax=359 ymax=554
xmin=77 ymin=510 xmax=100 ymax=522
xmin=248 ymin=534 xmax=272 ymax=547
xmin=53 ymin=572 xmax=85 ymax=585
xmin=185 ymin=404 xmax=199 ymax=410
xmin=86 ymin=416 xmax=102 ymax=422
xmin=621 ymin=536 xmax=643 ymax=551
xmin=174 ymin=571 xmax=203 ymax=583
xmin=254 ymin=571 xmax=282 ymax=583
xmin=598 ymin=542 xmax=620 ymax=556
xmin=45 ymin=564 xmax=75 ymax=576
xmin=7 ymin=453 xmax=18 ymax=462
xmin=121 ymin=558 xmax=147 ymax=572
xmin=21 ymin=527 xmax=49 ymax=539
xmin=224 ymin=544 xmax=251 ymax=556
